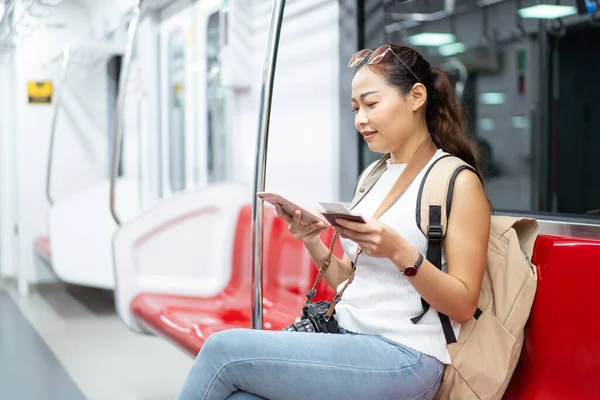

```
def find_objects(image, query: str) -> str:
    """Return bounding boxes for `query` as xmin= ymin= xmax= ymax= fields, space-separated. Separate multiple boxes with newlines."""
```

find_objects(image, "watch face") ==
xmin=404 ymin=266 xmax=418 ymax=277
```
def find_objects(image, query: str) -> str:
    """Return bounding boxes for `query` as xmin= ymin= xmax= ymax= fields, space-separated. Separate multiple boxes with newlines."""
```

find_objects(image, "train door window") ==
xmin=555 ymin=24 xmax=600 ymax=216
xmin=205 ymin=10 xmax=228 ymax=183
xmin=357 ymin=39 xmax=534 ymax=212
xmin=356 ymin=0 xmax=600 ymax=221
xmin=167 ymin=28 xmax=186 ymax=192
xmin=357 ymin=1 xmax=541 ymax=214
xmin=472 ymin=40 xmax=534 ymax=212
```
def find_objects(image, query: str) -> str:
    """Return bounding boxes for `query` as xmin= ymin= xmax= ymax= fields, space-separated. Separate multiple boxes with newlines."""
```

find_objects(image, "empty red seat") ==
xmin=131 ymin=205 xmax=343 ymax=356
xmin=130 ymin=205 xmax=258 ymax=354
xmin=262 ymin=214 xmax=342 ymax=302
xmin=505 ymin=234 xmax=600 ymax=399
xmin=33 ymin=236 xmax=52 ymax=264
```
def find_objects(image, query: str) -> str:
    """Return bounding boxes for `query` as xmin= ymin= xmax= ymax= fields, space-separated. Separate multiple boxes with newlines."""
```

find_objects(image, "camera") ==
xmin=282 ymin=301 xmax=340 ymax=333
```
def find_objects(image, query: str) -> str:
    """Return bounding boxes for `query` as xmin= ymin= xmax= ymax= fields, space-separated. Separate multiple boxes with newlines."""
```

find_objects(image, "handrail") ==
xmin=251 ymin=0 xmax=286 ymax=330
xmin=109 ymin=2 xmax=143 ymax=225
xmin=45 ymin=46 xmax=71 ymax=206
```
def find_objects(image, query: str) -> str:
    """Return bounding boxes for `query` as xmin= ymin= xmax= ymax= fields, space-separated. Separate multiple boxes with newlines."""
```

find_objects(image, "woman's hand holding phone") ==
xmin=334 ymin=218 xmax=418 ymax=262
xmin=274 ymin=204 xmax=329 ymax=247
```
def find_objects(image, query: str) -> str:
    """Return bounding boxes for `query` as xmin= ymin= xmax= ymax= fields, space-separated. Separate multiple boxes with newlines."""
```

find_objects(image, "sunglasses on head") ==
xmin=348 ymin=45 xmax=421 ymax=83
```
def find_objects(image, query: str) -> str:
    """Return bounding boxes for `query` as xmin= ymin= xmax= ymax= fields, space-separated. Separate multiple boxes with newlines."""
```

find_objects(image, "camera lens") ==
xmin=281 ymin=318 xmax=318 ymax=333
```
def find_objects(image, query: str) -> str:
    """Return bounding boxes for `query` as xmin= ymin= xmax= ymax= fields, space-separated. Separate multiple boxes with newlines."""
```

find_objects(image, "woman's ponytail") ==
xmin=426 ymin=67 xmax=484 ymax=181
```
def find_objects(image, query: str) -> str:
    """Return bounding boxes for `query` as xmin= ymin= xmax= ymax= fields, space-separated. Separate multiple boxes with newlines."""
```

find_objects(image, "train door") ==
xmin=355 ymin=1 xmax=542 ymax=213
xmin=159 ymin=8 xmax=199 ymax=196
xmin=201 ymin=5 xmax=230 ymax=184
xmin=191 ymin=1 xmax=230 ymax=185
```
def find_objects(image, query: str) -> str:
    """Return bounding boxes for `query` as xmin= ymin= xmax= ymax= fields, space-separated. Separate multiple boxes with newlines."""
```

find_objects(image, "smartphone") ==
xmin=318 ymin=201 xmax=366 ymax=226
xmin=256 ymin=192 xmax=329 ymax=225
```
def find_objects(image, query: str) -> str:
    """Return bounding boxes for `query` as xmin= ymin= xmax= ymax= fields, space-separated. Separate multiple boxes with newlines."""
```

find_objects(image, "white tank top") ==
xmin=334 ymin=149 xmax=460 ymax=364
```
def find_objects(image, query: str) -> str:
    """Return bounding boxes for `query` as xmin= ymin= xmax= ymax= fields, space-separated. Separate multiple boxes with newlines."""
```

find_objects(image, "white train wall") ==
xmin=0 ymin=0 xmax=343 ymax=291
xmin=1 ymin=0 xmax=103 ymax=289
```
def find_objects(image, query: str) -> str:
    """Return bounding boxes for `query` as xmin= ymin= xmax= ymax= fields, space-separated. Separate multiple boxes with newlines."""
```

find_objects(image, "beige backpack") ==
xmin=354 ymin=154 xmax=539 ymax=400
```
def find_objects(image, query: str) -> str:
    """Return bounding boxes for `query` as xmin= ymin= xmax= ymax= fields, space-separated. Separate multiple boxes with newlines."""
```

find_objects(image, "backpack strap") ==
xmin=354 ymin=159 xmax=380 ymax=197
xmin=412 ymin=155 xmax=477 ymax=345
xmin=350 ymin=155 xmax=389 ymax=210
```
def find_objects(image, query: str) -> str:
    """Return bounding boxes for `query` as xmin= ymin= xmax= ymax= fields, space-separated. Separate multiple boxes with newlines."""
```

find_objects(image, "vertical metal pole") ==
xmin=45 ymin=47 xmax=70 ymax=206
xmin=251 ymin=0 xmax=286 ymax=330
xmin=533 ymin=22 xmax=550 ymax=212
xmin=110 ymin=2 xmax=143 ymax=225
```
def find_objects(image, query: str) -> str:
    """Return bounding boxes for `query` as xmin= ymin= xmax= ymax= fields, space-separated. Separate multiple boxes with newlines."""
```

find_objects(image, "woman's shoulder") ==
xmin=423 ymin=149 xmax=486 ymax=208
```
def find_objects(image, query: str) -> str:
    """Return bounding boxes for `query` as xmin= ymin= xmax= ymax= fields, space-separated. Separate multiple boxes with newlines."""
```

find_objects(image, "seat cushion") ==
xmin=132 ymin=288 xmax=306 ymax=356
xmin=504 ymin=234 xmax=600 ymax=399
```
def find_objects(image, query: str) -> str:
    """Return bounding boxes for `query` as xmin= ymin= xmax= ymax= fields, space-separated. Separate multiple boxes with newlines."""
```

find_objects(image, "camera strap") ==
xmin=308 ymin=136 xmax=438 ymax=320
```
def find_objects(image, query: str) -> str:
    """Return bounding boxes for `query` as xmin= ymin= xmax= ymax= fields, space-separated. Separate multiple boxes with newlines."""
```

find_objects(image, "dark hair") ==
xmin=360 ymin=44 xmax=485 ymax=182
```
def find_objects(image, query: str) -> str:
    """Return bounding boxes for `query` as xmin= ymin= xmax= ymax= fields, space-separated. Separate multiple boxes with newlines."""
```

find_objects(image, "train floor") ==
xmin=0 ymin=280 xmax=194 ymax=400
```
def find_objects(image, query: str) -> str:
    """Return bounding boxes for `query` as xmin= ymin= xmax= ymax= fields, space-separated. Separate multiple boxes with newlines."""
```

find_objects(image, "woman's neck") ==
xmin=389 ymin=129 xmax=431 ymax=164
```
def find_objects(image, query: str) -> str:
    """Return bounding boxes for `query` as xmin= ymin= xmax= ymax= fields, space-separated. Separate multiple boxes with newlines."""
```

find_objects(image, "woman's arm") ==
xmin=392 ymin=169 xmax=490 ymax=323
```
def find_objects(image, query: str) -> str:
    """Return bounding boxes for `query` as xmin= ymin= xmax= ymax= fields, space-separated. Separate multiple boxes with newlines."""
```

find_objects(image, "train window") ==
xmin=358 ymin=1 xmax=600 ymax=220
xmin=471 ymin=40 xmax=534 ymax=213
xmin=553 ymin=24 xmax=600 ymax=217
xmin=205 ymin=10 xmax=229 ymax=183
xmin=167 ymin=28 xmax=186 ymax=192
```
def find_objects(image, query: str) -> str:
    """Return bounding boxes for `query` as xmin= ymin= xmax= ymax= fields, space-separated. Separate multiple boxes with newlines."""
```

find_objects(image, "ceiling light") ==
xmin=480 ymin=92 xmax=505 ymax=105
xmin=407 ymin=33 xmax=456 ymax=47
xmin=512 ymin=116 xmax=530 ymax=129
xmin=479 ymin=118 xmax=496 ymax=131
xmin=518 ymin=5 xmax=577 ymax=19
xmin=439 ymin=42 xmax=466 ymax=56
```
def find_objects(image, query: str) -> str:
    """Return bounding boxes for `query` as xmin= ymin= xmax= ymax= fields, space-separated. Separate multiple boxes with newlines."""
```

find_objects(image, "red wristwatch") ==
xmin=403 ymin=253 xmax=424 ymax=277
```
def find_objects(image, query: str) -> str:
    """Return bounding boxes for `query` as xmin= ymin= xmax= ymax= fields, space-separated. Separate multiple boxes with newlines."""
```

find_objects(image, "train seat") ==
xmin=113 ymin=183 xmax=249 ymax=332
xmin=129 ymin=204 xmax=340 ymax=356
xmin=505 ymin=234 xmax=600 ymax=398
xmin=129 ymin=204 xmax=259 ymax=354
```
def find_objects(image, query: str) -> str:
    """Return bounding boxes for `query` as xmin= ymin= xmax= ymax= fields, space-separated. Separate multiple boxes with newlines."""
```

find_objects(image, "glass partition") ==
xmin=205 ymin=10 xmax=229 ymax=183
xmin=357 ymin=0 xmax=600 ymax=220
xmin=167 ymin=28 xmax=186 ymax=192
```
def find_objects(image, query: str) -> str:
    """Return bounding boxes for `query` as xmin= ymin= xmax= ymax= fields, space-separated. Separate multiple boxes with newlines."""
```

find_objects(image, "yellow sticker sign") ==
xmin=28 ymin=81 xmax=53 ymax=104
xmin=174 ymin=83 xmax=184 ymax=107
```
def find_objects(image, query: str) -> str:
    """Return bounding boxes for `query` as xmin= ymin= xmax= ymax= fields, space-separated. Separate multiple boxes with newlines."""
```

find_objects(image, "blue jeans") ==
xmin=176 ymin=328 xmax=443 ymax=400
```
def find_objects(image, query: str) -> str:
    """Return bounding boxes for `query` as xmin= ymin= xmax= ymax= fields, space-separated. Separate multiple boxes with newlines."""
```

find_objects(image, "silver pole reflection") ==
xmin=251 ymin=0 xmax=286 ymax=330
xmin=110 ymin=2 xmax=143 ymax=225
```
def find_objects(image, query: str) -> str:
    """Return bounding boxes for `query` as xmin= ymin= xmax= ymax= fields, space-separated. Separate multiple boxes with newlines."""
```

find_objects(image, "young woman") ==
xmin=176 ymin=44 xmax=490 ymax=400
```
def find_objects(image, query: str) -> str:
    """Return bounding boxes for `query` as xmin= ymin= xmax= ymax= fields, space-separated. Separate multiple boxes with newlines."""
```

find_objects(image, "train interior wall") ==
xmin=0 ymin=0 xmax=343 ymax=286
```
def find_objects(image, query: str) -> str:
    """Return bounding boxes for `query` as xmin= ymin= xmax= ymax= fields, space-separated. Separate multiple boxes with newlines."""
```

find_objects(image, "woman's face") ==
xmin=351 ymin=66 xmax=421 ymax=155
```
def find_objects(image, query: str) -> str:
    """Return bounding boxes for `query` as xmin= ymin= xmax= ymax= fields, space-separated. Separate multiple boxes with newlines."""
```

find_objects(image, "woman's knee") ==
xmin=199 ymin=329 xmax=256 ymax=361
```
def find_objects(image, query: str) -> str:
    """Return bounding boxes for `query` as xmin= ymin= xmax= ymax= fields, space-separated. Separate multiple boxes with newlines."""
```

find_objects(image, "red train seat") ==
xmin=505 ymin=234 xmax=600 ymax=399
xmin=130 ymin=205 xmax=260 ymax=354
xmin=131 ymin=205 xmax=342 ymax=356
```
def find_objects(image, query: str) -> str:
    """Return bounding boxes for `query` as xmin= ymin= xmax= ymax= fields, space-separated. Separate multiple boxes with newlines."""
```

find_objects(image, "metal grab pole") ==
xmin=45 ymin=47 xmax=71 ymax=206
xmin=251 ymin=0 xmax=286 ymax=330
xmin=109 ymin=1 xmax=143 ymax=225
